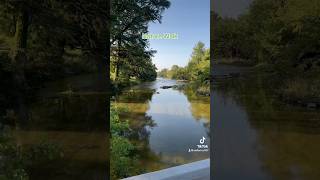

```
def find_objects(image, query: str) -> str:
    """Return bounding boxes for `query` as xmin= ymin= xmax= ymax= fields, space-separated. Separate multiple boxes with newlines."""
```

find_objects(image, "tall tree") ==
xmin=110 ymin=0 xmax=170 ymax=81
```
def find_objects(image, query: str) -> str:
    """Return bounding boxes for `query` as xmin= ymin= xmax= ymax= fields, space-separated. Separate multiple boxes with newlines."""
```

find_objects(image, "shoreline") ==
xmin=213 ymin=63 xmax=320 ymax=109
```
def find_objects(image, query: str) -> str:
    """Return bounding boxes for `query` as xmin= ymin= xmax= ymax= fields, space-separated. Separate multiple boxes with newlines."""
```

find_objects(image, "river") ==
xmin=212 ymin=64 xmax=320 ymax=180
xmin=114 ymin=78 xmax=210 ymax=175
xmin=3 ymin=74 xmax=108 ymax=180
xmin=4 ymin=66 xmax=318 ymax=180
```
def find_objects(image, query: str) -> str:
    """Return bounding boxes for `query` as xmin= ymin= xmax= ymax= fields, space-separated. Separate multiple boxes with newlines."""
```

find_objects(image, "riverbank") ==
xmin=111 ymin=79 xmax=139 ymax=94
xmin=213 ymin=58 xmax=255 ymax=66
xmin=213 ymin=63 xmax=320 ymax=109
xmin=252 ymin=65 xmax=320 ymax=108
xmin=278 ymin=76 xmax=320 ymax=108
xmin=184 ymin=82 xmax=210 ymax=97
xmin=158 ymin=80 xmax=210 ymax=97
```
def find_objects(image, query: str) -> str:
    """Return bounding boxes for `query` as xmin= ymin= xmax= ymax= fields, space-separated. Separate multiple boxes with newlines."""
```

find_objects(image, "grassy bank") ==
xmin=173 ymin=81 xmax=210 ymax=97
xmin=111 ymin=78 xmax=140 ymax=94
xmin=278 ymin=74 xmax=320 ymax=108
xmin=251 ymin=64 xmax=320 ymax=108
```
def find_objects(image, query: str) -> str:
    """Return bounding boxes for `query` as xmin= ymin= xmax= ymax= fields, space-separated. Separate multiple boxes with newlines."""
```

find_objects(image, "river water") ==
xmin=3 ymin=74 xmax=108 ymax=180
xmin=4 ymin=66 xmax=318 ymax=179
xmin=212 ymin=65 xmax=320 ymax=180
xmin=114 ymin=78 xmax=210 ymax=175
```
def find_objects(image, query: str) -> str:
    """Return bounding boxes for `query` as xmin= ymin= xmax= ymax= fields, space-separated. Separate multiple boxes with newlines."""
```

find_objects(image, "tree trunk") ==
xmin=115 ymin=62 xmax=120 ymax=80
xmin=12 ymin=11 xmax=29 ymax=88
xmin=11 ymin=10 xmax=30 ymax=124
xmin=115 ymin=39 xmax=122 ymax=81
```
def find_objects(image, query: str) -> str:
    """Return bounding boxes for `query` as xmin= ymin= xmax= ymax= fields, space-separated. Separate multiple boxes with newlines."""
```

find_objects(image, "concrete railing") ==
xmin=122 ymin=159 xmax=210 ymax=180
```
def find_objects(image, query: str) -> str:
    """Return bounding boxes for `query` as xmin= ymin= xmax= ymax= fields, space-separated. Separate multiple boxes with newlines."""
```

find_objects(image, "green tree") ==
xmin=158 ymin=68 xmax=169 ymax=78
xmin=110 ymin=0 xmax=170 ymax=81
xmin=187 ymin=42 xmax=207 ymax=81
xmin=213 ymin=0 xmax=320 ymax=71
xmin=161 ymin=42 xmax=210 ymax=83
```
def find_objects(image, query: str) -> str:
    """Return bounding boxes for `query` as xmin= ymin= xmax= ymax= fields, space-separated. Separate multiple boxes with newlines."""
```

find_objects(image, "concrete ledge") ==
xmin=122 ymin=159 xmax=210 ymax=180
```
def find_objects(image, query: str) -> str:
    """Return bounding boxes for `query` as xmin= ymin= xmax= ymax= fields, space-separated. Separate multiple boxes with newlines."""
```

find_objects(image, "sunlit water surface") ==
xmin=114 ymin=78 xmax=210 ymax=174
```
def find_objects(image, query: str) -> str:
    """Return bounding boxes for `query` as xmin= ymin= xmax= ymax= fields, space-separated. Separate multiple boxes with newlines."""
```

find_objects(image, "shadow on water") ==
xmin=114 ymin=78 xmax=210 ymax=176
xmin=212 ymin=65 xmax=320 ymax=180
xmin=1 ymin=73 xmax=109 ymax=180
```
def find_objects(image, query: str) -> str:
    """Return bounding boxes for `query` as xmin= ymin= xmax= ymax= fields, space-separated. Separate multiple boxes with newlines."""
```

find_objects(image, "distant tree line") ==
xmin=213 ymin=0 xmax=320 ymax=73
xmin=158 ymin=41 xmax=210 ymax=83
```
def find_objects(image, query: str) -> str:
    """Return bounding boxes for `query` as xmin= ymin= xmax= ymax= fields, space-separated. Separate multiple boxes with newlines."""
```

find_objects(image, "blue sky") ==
xmin=213 ymin=0 xmax=252 ymax=18
xmin=148 ymin=0 xmax=210 ymax=70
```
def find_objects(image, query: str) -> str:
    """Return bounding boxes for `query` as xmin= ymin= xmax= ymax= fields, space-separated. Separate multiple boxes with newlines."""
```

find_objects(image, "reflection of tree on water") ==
xmin=214 ymin=73 xmax=320 ymax=180
xmin=1 ymin=94 xmax=108 ymax=132
xmin=180 ymin=84 xmax=211 ymax=135
xmin=115 ymin=82 xmax=211 ymax=174
xmin=28 ymin=94 xmax=108 ymax=131
xmin=1 ymin=73 xmax=110 ymax=131
xmin=215 ymin=74 xmax=320 ymax=133
xmin=115 ymin=89 xmax=163 ymax=172
xmin=180 ymin=84 xmax=210 ymax=115
xmin=116 ymin=89 xmax=155 ymax=103
xmin=0 ymin=74 xmax=110 ymax=179
xmin=0 ymin=86 xmax=30 ymax=128
xmin=115 ymin=89 xmax=156 ymax=140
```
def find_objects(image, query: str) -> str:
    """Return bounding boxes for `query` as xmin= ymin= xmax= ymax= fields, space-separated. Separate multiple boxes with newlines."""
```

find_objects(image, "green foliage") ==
xmin=0 ymin=134 xmax=63 ymax=180
xmin=110 ymin=105 xmax=138 ymax=179
xmin=110 ymin=0 xmax=170 ymax=83
xmin=213 ymin=0 xmax=320 ymax=71
xmin=0 ymin=0 xmax=108 ymax=88
xmin=281 ymin=77 xmax=320 ymax=99
xmin=110 ymin=106 xmax=130 ymax=136
xmin=158 ymin=68 xmax=169 ymax=78
xmin=0 ymin=134 xmax=28 ymax=180
xmin=159 ymin=42 xmax=210 ymax=84
xmin=213 ymin=0 xmax=320 ymax=99
xmin=26 ymin=141 xmax=63 ymax=164
xmin=110 ymin=135 xmax=136 ymax=179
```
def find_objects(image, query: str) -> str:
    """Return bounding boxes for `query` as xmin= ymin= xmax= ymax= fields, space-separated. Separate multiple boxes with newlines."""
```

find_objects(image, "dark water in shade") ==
xmin=212 ymin=65 xmax=320 ymax=180
xmin=3 ymin=74 xmax=109 ymax=180
xmin=114 ymin=78 xmax=210 ymax=175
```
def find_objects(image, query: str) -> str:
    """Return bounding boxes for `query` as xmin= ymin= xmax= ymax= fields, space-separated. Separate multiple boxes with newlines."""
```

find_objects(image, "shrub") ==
xmin=110 ymin=105 xmax=138 ymax=179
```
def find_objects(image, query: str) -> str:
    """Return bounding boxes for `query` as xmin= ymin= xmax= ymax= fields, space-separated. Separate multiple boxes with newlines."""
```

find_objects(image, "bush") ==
xmin=110 ymin=135 xmax=136 ymax=179
xmin=197 ymin=85 xmax=210 ymax=96
xmin=110 ymin=105 xmax=138 ymax=179
xmin=0 ymin=134 xmax=63 ymax=180
xmin=110 ymin=106 xmax=130 ymax=136
xmin=281 ymin=78 xmax=320 ymax=99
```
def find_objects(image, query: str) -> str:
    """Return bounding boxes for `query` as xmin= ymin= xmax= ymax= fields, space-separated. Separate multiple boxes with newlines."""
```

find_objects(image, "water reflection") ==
xmin=1 ymin=74 xmax=108 ymax=180
xmin=114 ymin=78 xmax=210 ymax=175
xmin=212 ymin=65 xmax=320 ymax=180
